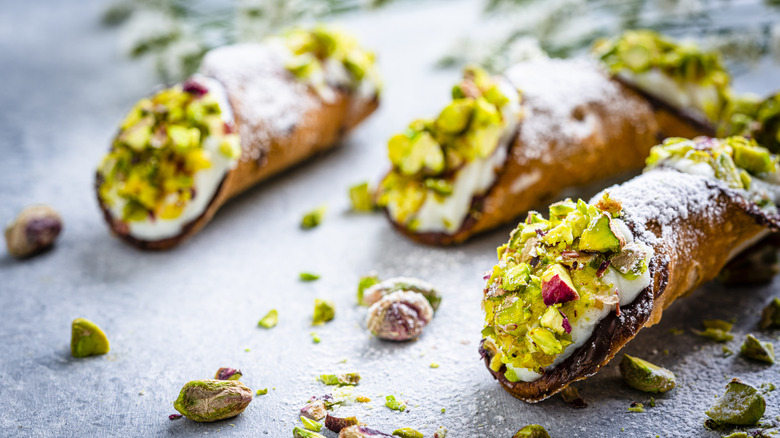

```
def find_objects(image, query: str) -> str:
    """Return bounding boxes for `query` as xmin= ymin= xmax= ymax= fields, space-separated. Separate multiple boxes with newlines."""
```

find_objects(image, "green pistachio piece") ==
xmin=357 ymin=274 xmax=381 ymax=306
xmin=293 ymin=426 xmax=326 ymax=438
xmin=760 ymin=297 xmax=780 ymax=330
xmin=301 ymin=205 xmax=327 ymax=229
xmin=119 ymin=120 xmax=153 ymax=151
xmin=258 ymin=309 xmax=278 ymax=329
xmin=694 ymin=319 xmax=734 ymax=342
xmin=215 ymin=367 xmax=242 ymax=381
xmin=424 ymin=178 xmax=453 ymax=196
xmin=407 ymin=132 xmax=445 ymax=175
xmin=300 ymin=272 xmax=321 ymax=282
xmin=627 ymin=403 xmax=645 ymax=413
xmin=349 ymin=181 xmax=376 ymax=212
xmin=312 ymin=299 xmax=335 ymax=326
xmin=579 ymin=213 xmax=625 ymax=253
xmin=529 ymin=327 xmax=564 ymax=355
xmin=385 ymin=395 xmax=406 ymax=412
xmin=721 ymin=432 xmax=749 ymax=438
xmin=502 ymin=263 xmax=531 ymax=292
xmin=512 ymin=424 xmax=551 ymax=438
xmin=256 ymin=388 xmax=268 ymax=395
xmin=435 ymin=98 xmax=474 ymax=134
xmin=740 ymin=334 xmax=775 ymax=364
xmin=540 ymin=306 xmax=566 ymax=334
xmin=71 ymin=318 xmax=110 ymax=358
xmin=393 ymin=428 xmax=423 ymax=438
xmin=619 ymin=355 xmax=676 ymax=393
xmin=318 ymin=373 xmax=360 ymax=386
xmin=301 ymin=416 xmax=323 ymax=432
xmin=706 ymin=378 xmax=766 ymax=426
xmin=173 ymin=379 xmax=253 ymax=422
xmin=731 ymin=138 xmax=775 ymax=174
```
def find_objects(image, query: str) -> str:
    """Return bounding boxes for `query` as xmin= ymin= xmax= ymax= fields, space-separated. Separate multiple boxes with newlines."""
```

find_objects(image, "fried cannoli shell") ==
xmin=480 ymin=169 xmax=780 ymax=402
xmin=99 ymin=47 xmax=378 ymax=251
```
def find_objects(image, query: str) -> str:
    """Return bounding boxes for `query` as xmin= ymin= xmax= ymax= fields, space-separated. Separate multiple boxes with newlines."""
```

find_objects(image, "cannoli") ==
xmin=96 ymin=26 xmax=380 ymax=250
xmin=479 ymin=136 xmax=780 ymax=402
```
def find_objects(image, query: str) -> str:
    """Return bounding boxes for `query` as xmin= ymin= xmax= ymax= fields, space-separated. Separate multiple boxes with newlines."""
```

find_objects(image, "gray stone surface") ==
xmin=0 ymin=1 xmax=778 ymax=437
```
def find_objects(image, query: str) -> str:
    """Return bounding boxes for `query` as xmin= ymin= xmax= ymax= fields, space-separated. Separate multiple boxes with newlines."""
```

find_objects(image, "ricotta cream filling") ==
xmin=412 ymin=79 xmax=522 ymax=234
xmin=108 ymin=76 xmax=238 ymax=241
xmin=617 ymin=69 xmax=720 ymax=123
xmin=507 ymin=219 xmax=655 ymax=382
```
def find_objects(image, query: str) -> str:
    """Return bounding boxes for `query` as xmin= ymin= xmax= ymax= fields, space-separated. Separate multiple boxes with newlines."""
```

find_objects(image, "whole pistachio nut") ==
xmin=512 ymin=424 xmax=551 ymax=438
xmin=362 ymin=277 xmax=442 ymax=311
xmin=5 ymin=205 xmax=62 ymax=258
xmin=300 ymin=400 xmax=327 ymax=421
xmin=740 ymin=334 xmax=776 ymax=364
xmin=706 ymin=378 xmax=766 ymax=426
xmin=367 ymin=291 xmax=434 ymax=341
xmin=339 ymin=426 xmax=394 ymax=438
xmin=325 ymin=415 xmax=360 ymax=433
xmin=760 ymin=297 xmax=780 ymax=330
xmin=215 ymin=367 xmax=243 ymax=381
xmin=619 ymin=354 xmax=676 ymax=393
xmin=173 ymin=379 xmax=253 ymax=422
xmin=392 ymin=428 xmax=423 ymax=438
xmin=71 ymin=318 xmax=110 ymax=358
xmin=294 ymin=426 xmax=326 ymax=438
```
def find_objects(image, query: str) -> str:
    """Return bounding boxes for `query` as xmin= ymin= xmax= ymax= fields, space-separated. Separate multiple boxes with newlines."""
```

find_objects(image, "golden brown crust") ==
xmin=98 ymin=87 xmax=378 ymax=251
xmin=480 ymin=171 xmax=780 ymax=402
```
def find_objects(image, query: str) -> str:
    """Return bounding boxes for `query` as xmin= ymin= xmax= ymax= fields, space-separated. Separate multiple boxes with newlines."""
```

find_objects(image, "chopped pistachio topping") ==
xmin=349 ymin=181 xmax=377 ymax=212
xmin=98 ymin=80 xmax=239 ymax=223
xmin=760 ymin=297 xmax=780 ymax=330
xmin=721 ymin=92 xmax=780 ymax=154
xmin=619 ymin=355 xmax=676 ymax=393
xmin=302 ymin=416 xmax=323 ymax=432
xmin=593 ymin=29 xmax=730 ymax=122
xmin=318 ymin=373 xmax=361 ymax=386
xmin=300 ymin=272 xmax=321 ymax=282
xmin=71 ymin=318 xmax=110 ymax=358
xmin=258 ymin=309 xmax=278 ymax=329
xmin=280 ymin=25 xmax=380 ymax=99
xmin=740 ymin=334 xmax=775 ymax=364
xmin=706 ymin=379 xmax=766 ymax=426
xmin=693 ymin=319 xmax=735 ymax=343
xmin=377 ymin=65 xmax=520 ymax=227
xmin=481 ymin=195 xmax=650 ymax=379
xmin=392 ymin=428 xmax=423 ymax=438
xmin=385 ymin=395 xmax=406 ymax=412
xmin=312 ymin=299 xmax=335 ymax=326
xmin=357 ymin=274 xmax=381 ymax=306
xmin=646 ymin=136 xmax=779 ymax=208
xmin=301 ymin=205 xmax=327 ymax=229
xmin=512 ymin=425 xmax=551 ymax=438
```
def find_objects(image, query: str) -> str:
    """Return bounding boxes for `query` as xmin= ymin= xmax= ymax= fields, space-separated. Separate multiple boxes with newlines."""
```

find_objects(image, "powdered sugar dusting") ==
xmin=504 ymin=58 xmax=650 ymax=163
xmin=199 ymin=44 xmax=318 ymax=162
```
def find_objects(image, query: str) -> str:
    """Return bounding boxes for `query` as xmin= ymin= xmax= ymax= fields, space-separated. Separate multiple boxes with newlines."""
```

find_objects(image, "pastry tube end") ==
xmin=96 ymin=26 xmax=380 ymax=250
xmin=480 ymin=136 xmax=780 ymax=402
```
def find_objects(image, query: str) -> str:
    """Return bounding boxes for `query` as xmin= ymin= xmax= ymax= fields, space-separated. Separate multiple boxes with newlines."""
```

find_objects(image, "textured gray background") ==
xmin=0 ymin=1 xmax=778 ymax=437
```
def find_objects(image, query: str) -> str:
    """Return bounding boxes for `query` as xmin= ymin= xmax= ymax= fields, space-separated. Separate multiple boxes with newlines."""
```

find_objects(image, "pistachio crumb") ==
xmin=301 ymin=205 xmax=327 ymax=229
xmin=256 ymin=388 xmax=268 ymax=396
xmin=258 ymin=309 xmax=278 ymax=329
xmin=300 ymin=272 xmax=321 ymax=282
xmin=301 ymin=416 xmax=323 ymax=432
xmin=627 ymin=402 xmax=645 ymax=413
xmin=312 ymin=299 xmax=335 ymax=326
xmin=430 ymin=362 xmax=440 ymax=369
xmin=311 ymin=332 xmax=321 ymax=344
xmin=392 ymin=428 xmax=423 ymax=438
xmin=669 ymin=328 xmax=684 ymax=336
xmin=349 ymin=181 xmax=377 ymax=212
xmin=693 ymin=320 xmax=735 ymax=342
xmin=385 ymin=395 xmax=407 ymax=412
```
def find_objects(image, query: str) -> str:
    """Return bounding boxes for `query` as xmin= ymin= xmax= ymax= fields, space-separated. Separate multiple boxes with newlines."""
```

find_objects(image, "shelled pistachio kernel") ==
xmin=619 ymin=355 xmax=676 ymax=393
xmin=70 ymin=318 xmax=110 ymax=358
xmin=5 ymin=205 xmax=63 ymax=258
xmin=512 ymin=424 xmax=550 ymax=438
xmin=740 ymin=334 xmax=775 ymax=364
xmin=312 ymin=299 xmax=335 ymax=325
xmin=293 ymin=426 xmax=326 ymax=438
xmin=349 ymin=181 xmax=376 ymax=212
xmin=302 ymin=416 xmax=323 ymax=432
xmin=215 ymin=367 xmax=242 ymax=381
xmin=173 ymin=379 xmax=252 ymax=422
xmin=339 ymin=426 xmax=394 ymax=437
xmin=301 ymin=205 xmax=327 ymax=229
xmin=367 ymin=291 xmax=434 ymax=341
xmin=325 ymin=415 xmax=360 ymax=433
xmin=258 ymin=309 xmax=278 ymax=329
xmin=706 ymin=378 xmax=766 ymax=426
xmin=392 ymin=428 xmax=423 ymax=438
xmin=760 ymin=297 xmax=780 ymax=329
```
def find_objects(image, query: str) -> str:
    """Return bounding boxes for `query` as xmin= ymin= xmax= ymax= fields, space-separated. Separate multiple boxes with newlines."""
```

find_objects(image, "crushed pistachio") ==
xmin=357 ymin=274 xmax=382 ymax=306
xmin=619 ymin=355 xmax=676 ymax=393
xmin=325 ymin=415 xmax=360 ymax=433
xmin=721 ymin=432 xmax=749 ymax=438
xmin=722 ymin=92 xmax=780 ymax=153
xmin=256 ymin=388 xmax=268 ymax=396
xmin=377 ymin=65 xmax=520 ymax=227
xmin=258 ymin=309 xmax=278 ymax=329
xmin=760 ymin=382 xmax=777 ymax=393
xmin=300 ymin=272 xmax=321 ymax=282
xmin=385 ymin=395 xmax=407 ymax=412
xmin=433 ymin=426 xmax=448 ymax=438
xmin=693 ymin=319 xmax=735 ymax=343
xmin=311 ymin=332 xmax=321 ymax=344
xmin=392 ymin=428 xmax=423 ymax=438
xmin=312 ymin=299 xmax=335 ymax=326
xmin=97 ymin=79 xmax=239 ymax=222
xmin=669 ymin=328 xmax=684 ymax=336
xmin=481 ymin=194 xmax=650 ymax=379
xmin=430 ymin=362 xmax=440 ymax=369
xmin=302 ymin=416 xmax=323 ymax=432
xmin=706 ymin=378 xmax=766 ymax=426
xmin=215 ymin=367 xmax=242 ymax=381
xmin=293 ymin=426 xmax=326 ymax=438
xmin=761 ymin=298 xmax=780 ymax=330
xmin=350 ymin=181 xmax=377 ymax=212
xmin=301 ymin=205 xmax=327 ymax=229
xmin=319 ymin=373 xmax=361 ymax=386
xmin=71 ymin=318 xmax=110 ymax=358
xmin=593 ymin=29 xmax=730 ymax=122
xmin=627 ymin=402 xmax=645 ymax=413
xmin=512 ymin=424 xmax=551 ymax=438
xmin=723 ymin=345 xmax=735 ymax=357
xmin=740 ymin=334 xmax=775 ymax=364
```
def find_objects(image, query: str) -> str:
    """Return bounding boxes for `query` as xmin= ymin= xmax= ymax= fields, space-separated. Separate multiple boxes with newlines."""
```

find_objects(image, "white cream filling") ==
xmin=411 ymin=80 xmax=522 ymax=234
xmin=107 ymin=76 xmax=238 ymax=241
xmin=507 ymin=219 xmax=655 ymax=382
xmin=618 ymin=69 xmax=721 ymax=122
